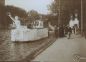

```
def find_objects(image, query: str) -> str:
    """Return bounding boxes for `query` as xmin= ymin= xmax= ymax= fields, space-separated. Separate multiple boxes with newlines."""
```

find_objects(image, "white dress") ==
xmin=14 ymin=19 xmax=21 ymax=29
xmin=74 ymin=18 xmax=79 ymax=28
xmin=69 ymin=20 xmax=74 ymax=28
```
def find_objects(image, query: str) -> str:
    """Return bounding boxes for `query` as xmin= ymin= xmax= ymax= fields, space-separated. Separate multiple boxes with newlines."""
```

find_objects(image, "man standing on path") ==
xmin=67 ymin=26 xmax=72 ymax=39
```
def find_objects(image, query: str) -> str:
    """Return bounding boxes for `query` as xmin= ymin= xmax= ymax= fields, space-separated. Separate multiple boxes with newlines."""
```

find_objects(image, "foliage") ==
xmin=6 ymin=5 xmax=27 ymax=18
xmin=0 ymin=5 xmax=29 ymax=29
xmin=27 ymin=10 xmax=40 ymax=21
xmin=0 ymin=4 xmax=11 ymax=29
xmin=48 ymin=0 xmax=81 ymax=26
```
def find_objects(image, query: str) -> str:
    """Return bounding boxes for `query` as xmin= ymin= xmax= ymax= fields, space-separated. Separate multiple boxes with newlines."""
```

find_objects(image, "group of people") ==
xmin=7 ymin=12 xmax=79 ymax=39
xmin=59 ymin=25 xmax=72 ymax=39
xmin=55 ymin=24 xmax=79 ymax=39
xmin=55 ymin=13 xmax=80 ymax=39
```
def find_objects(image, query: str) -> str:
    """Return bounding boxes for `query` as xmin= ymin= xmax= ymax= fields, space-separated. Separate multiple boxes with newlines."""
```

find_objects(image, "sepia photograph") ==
xmin=0 ymin=0 xmax=86 ymax=62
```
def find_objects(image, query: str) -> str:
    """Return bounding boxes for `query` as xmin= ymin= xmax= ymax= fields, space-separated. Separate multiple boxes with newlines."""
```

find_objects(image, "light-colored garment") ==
xmin=74 ymin=18 xmax=79 ymax=28
xmin=33 ymin=20 xmax=44 ymax=28
xmin=14 ymin=19 xmax=21 ymax=29
xmin=69 ymin=20 xmax=74 ymax=28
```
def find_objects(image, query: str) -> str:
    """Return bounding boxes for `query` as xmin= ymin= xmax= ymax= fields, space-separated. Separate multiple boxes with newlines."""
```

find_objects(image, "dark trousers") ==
xmin=68 ymin=32 xmax=71 ymax=39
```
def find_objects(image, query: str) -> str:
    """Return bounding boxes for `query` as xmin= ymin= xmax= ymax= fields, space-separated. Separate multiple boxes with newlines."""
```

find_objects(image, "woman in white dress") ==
xmin=7 ymin=13 xmax=22 ymax=41
xmin=8 ymin=13 xmax=21 ymax=29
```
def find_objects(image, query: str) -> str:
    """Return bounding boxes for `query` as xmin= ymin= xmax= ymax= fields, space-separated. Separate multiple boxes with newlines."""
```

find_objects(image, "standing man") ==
xmin=67 ymin=26 xmax=72 ymax=39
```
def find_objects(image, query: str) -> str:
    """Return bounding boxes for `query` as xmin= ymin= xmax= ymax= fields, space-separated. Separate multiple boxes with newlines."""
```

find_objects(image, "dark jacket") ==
xmin=68 ymin=27 xmax=72 ymax=33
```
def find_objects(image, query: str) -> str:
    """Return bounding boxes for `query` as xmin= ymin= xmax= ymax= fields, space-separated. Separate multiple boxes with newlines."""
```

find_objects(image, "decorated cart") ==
xmin=8 ymin=13 xmax=48 ymax=42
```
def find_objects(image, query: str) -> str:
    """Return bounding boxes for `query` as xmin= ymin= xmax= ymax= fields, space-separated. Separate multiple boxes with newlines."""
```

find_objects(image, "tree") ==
xmin=6 ymin=5 xmax=27 ymax=18
xmin=0 ymin=4 xmax=11 ymax=29
xmin=6 ymin=5 xmax=28 ymax=25
xmin=27 ymin=10 xmax=40 ymax=21
xmin=48 ymin=0 xmax=81 ymax=26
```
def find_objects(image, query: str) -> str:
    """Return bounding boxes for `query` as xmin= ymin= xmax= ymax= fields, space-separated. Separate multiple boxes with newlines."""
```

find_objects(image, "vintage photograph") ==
xmin=0 ymin=0 xmax=86 ymax=62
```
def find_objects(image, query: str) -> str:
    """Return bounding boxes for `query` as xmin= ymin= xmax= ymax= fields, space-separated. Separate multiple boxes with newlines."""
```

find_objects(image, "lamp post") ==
xmin=58 ymin=0 xmax=61 ymax=27
xmin=81 ymin=0 xmax=83 ymax=36
xmin=58 ymin=0 xmax=61 ymax=37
